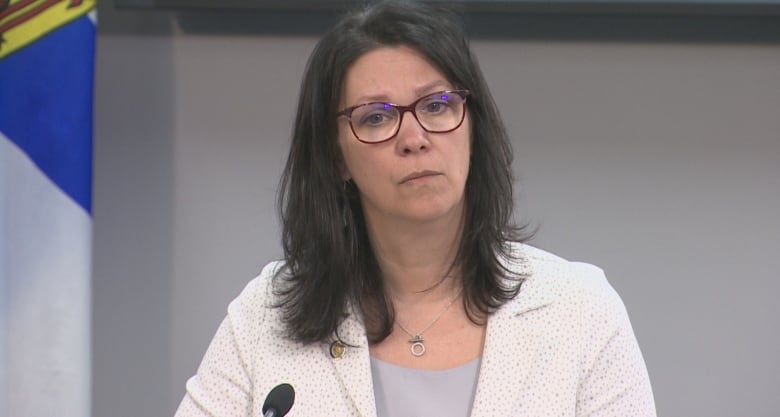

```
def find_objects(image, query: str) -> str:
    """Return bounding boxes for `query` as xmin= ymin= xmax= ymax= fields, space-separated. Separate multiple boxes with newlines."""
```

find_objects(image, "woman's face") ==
xmin=337 ymin=46 xmax=471 ymax=228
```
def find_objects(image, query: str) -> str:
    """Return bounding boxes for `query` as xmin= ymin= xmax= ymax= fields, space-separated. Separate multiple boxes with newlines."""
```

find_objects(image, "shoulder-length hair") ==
xmin=276 ymin=0 xmax=531 ymax=345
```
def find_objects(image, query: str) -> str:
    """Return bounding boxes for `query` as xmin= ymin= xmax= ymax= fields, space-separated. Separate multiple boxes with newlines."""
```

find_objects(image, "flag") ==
xmin=0 ymin=1 xmax=96 ymax=416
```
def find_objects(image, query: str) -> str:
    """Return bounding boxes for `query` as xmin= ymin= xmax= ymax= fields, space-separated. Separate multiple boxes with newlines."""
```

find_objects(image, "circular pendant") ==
xmin=410 ymin=341 xmax=426 ymax=357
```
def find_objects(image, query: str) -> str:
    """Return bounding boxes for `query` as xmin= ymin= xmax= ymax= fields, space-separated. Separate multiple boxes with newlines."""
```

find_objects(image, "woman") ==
xmin=175 ymin=2 xmax=656 ymax=417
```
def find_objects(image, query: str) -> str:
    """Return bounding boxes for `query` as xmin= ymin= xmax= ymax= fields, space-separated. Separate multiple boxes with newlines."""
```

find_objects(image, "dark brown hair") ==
xmin=276 ymin=0 xmax=531 ymax=344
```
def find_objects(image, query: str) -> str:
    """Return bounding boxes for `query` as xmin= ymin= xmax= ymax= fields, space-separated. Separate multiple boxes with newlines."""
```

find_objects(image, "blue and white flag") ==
xmin=1 ymin=1 xmax=96 ymax=416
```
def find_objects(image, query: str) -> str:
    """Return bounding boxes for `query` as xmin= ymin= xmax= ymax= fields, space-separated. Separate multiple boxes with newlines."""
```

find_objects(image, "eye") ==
xmin=355 ymin=104 xmax=397 ymax=128
xmin=418 ymin=94 xmax=453 ymax=115
xmin=423 ymin=101 xmax=448 ymax=113
xmin=357 ymin=112 xmax=388 ymax=127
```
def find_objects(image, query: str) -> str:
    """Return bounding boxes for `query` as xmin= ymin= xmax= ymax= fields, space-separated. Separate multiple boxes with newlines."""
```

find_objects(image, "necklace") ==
xmin=395 ymin=291 xmax=460 ymax=357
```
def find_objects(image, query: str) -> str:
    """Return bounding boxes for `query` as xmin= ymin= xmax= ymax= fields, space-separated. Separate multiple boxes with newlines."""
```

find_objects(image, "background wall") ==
xmin=93 ymin=3 xmax=780 ymax=417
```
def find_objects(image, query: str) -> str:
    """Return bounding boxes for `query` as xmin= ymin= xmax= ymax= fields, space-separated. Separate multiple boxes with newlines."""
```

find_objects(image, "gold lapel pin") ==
xmin=330 ymin=340 xmax=346 ymax=359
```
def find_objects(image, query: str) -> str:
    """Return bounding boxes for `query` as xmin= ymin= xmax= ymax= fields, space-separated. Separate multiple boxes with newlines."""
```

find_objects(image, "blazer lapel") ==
xmin=327 ymin=310 xmax=377 ymax=417
xmin=470 ymin=253 xmax=556 ymax=417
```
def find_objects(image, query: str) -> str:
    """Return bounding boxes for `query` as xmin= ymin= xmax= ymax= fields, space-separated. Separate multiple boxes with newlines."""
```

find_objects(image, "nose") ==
xmin=394 ymin=109 xmax=429 ymax=155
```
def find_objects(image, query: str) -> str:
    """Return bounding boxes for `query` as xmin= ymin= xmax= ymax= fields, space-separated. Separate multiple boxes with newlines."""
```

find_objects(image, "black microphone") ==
xmin=262 ymin=383 xmax=295 ymax=417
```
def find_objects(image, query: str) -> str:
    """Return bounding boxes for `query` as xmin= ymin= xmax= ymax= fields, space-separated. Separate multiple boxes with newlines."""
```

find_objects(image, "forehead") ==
xmin=341 ymin=45 xmax=451 ymax=106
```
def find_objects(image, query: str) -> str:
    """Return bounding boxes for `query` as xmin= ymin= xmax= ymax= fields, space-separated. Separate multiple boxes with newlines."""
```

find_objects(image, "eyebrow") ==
xmin=351 ymin=80 xmax=451 ymax=105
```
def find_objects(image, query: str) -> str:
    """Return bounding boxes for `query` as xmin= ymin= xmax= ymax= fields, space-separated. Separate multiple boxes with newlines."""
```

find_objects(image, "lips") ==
xmin=400 ymin=170 xmax=442 ymax=184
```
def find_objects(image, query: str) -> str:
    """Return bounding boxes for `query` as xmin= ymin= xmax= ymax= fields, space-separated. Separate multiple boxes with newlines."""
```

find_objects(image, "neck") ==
xmin=364 ymin=210 xmax=464 ymax=304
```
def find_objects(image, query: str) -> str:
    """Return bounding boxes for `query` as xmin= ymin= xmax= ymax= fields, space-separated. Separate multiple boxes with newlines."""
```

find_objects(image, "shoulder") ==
xmin=502 ymin=243 xmax=627 ymax=323
xmin=230 ymin=260 xmax=285 ymax=306
xmin=496 ymin=243 xmax=637 ymax=364
xmin=515 ymin=243 xmax=609 ymax=290
xmin=225 ymin=260 xmax=288 ymax=336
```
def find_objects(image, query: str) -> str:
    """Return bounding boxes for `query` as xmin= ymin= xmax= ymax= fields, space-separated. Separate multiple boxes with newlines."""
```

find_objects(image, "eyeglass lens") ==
xmin=350 ymin=91 xmax=466 ymax=143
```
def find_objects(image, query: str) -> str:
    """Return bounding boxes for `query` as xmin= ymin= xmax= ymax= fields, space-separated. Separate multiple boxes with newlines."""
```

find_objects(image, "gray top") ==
xmin=370 ymin=357 xmax=481 ymax=417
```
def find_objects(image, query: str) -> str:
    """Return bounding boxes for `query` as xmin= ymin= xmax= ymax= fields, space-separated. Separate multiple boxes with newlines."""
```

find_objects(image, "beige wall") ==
xmin=94 ymin=5 xmax=780 ymax=417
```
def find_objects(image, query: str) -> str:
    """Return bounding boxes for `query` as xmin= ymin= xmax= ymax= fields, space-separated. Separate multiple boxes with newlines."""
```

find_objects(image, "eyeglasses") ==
xmin=336 ymin=89 xmax=470 ymax=144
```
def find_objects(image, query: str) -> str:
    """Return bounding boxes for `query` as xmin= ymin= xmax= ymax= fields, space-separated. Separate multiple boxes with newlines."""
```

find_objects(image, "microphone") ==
xmin=262 ymin=383 xmax=295 ymax=417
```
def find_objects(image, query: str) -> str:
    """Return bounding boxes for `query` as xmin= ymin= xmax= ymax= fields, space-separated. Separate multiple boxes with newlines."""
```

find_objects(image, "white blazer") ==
xmin=175 ymin=245 xmax=656 ymax=417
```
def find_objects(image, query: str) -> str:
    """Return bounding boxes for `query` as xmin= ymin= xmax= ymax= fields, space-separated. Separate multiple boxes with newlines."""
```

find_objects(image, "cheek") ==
xmin=338 ymin=137 xmax=379 ymax=187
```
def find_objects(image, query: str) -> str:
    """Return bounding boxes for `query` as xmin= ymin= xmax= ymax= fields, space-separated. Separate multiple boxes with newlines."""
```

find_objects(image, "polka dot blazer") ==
xmin=175 ymin=244 xmax=656 ymax=417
